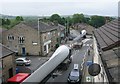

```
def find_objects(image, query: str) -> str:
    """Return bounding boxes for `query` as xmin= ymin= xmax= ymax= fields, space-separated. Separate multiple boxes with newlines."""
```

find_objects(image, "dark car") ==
xmin=68 ymin=69 xmax=82 ymax=83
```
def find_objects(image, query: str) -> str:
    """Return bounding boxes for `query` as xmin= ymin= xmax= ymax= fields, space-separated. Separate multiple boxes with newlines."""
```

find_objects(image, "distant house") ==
xmin=48 ymin=22 xmax=66 ymax=46
xmin=93 ymin=19 xmax=120 ymax=83
xmin=2 ymin=21 xmax=58 ymax=56
xmin=0 ymin=28 xmax=7 ymax=43
xmin=0 ymin=43 xmax=16 ymax=83
xmin=72 ymin=23 xmax=94 ymax=35
xmin=57 ymin=24 xmax=66 ymax=42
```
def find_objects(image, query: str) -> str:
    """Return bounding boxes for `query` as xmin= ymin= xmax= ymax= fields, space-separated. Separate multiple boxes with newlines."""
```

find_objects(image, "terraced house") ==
xmin=0 ymin=43 xmax=16 ymax=83
xmin=2 ymin=20 xmax=59 ymax=56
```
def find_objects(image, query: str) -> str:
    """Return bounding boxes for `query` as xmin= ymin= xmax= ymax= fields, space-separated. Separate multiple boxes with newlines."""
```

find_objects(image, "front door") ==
xmin=9 ymin=68 xmax=13 ymax=78
xmin=22 ymin=47 xmax=26 ymax=56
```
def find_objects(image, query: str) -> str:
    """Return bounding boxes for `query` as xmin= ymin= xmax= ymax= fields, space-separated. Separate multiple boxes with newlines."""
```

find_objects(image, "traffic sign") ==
xmin=86 ymin=76 xmax=91 ymax=82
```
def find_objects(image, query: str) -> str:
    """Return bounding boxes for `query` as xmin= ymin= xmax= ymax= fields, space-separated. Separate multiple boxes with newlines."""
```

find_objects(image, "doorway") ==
xmin=9 ymin=68 xmax=13 ymax=78
xmin=22 ymin=47 xmax=26 ymax=56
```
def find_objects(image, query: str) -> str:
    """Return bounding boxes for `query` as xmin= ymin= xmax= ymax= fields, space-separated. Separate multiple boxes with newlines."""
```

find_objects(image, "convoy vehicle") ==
xmin=16 ymin=57 xmax=31 ymax=66
xmin=72 ymin=42 xmax=83 ymax=49
xmin=22 ymin=45 xmax=72 ymax=83
xmin=81 ymin=30 xmax=87 ymax=38
xmin=57 ymin=47 xmax=72 ymax=70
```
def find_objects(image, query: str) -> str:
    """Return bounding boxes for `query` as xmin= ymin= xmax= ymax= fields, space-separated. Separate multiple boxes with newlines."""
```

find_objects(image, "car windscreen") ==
xmin=70 ymin=70 xmax=79 ymax=77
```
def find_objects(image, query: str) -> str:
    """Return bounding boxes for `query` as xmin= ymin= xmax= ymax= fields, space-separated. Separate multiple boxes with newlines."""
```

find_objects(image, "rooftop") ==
xmin=0 ymin=43 xmax=14 ymax=58
xmin=94 ymin=19 xmax=120 ymax=51
xmin=22 ymin=21 xmax=57 ymax=33
xmin=94 ymin=19 xmax=120 ymax=82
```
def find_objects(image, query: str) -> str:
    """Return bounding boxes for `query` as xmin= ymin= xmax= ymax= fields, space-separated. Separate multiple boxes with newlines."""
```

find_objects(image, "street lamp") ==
xmin=65 ymin=18 xmax=69 ymax=37
xmin=38 ymin=18 xmax=42 ymax=56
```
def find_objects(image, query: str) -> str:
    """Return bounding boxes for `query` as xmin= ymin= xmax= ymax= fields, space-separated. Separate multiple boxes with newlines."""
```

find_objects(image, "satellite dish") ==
xmin=88 ymin=63 xmax=101 ymax=76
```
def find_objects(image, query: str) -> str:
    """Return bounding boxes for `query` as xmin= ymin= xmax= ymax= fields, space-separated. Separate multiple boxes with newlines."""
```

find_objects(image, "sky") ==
xmin=0 ymin=0 xmax=119 ymax=16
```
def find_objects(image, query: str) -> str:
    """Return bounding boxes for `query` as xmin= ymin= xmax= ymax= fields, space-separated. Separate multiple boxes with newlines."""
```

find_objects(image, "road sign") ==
xmin=86 ymin=76 xmax=91 ymax=82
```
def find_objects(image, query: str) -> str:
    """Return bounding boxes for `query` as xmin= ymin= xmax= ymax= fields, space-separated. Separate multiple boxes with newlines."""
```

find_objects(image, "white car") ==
xmin=16 ymin=57 xmax=31 ymax=66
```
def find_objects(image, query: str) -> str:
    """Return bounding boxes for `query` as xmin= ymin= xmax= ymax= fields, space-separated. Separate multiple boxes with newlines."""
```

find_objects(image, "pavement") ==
xmin=82 ymin=46 xmax=94 ymax=83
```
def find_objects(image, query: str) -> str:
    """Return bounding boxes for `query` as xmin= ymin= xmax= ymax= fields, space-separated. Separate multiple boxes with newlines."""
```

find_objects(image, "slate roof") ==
xmin=94 ymin=19 xmax=120 ymax=83
xmin=57 ymin=24 xmax=65 ymax=31
xmin=94 ymin=19 xmax=120 ymax=51
xmin=23 ymin=21 xmax=57 ymax=33
xmin=0 ymin=43 xmax=14 ymax=58
xmin=102 ymin=47 xmax=120 ymax=83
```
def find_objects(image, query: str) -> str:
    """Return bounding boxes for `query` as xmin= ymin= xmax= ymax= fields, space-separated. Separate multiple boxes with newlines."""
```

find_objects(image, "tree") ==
xmin=16 ymin=16 xmax=24 ymax=21
xmin=89 ymin=15 xmax=106 ymax=28
xmin=20 ymin=16 xmax=24 ymax=21
xmin=60 ymin=17 xmax=66 ymax=26
xmin=2 ymin=19 xmax=6 ymax=25
xmin=16 ymin=16 xmax=21 ymax=21
xmin=0 ymin=18 xmax=2 ymax=26
xmin=84 ymin=17 xmax=90 ymax=24
xmin=50 ymin=14 xmax=62 ymax=24
xmin=6 ymin=18 xmax=11 ymax=25
xmin=72 ymin=13 xmax=85 ymax=24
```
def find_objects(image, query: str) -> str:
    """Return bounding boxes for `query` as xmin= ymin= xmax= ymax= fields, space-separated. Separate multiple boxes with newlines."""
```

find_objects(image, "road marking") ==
xmin=81 ymin=52 xmax=86 ymax=70
xmin=83 ymin=44 xmax=90 ymax=47
xmin=83 ymin=44 xmax=93 ymax=47
xmin=82 ymin=39 xmax=90 ymax=43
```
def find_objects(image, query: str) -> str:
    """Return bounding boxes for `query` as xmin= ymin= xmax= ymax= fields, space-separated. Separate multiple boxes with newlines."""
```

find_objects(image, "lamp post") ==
xmin=38 ymin=18 xmax=41 ymax=56
xmin=65 ymin=18 xmax=69 ymax=37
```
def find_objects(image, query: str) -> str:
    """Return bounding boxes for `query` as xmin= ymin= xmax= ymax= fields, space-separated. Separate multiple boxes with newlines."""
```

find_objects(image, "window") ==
xmin=48 ymin=32 xmax=51 ymax=38
xmin=18 ymin=36 xmax=25 ymax=44
xmin=44 ymin=45 xmax=46 ymax=51
xmin=7 ymin=35 xmax=14 ymax=41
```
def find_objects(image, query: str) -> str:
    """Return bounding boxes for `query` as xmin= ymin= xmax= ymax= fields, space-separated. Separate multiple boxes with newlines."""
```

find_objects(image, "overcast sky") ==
xmin=0 ymin=0 xmax=119 ymax=16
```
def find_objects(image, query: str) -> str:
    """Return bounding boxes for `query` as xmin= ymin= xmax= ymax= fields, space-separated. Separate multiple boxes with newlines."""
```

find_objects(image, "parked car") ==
xmin=16 ymin=57 xmax=31 ymax=66
xmin=68 ymin=64 xmax=82 ymax=83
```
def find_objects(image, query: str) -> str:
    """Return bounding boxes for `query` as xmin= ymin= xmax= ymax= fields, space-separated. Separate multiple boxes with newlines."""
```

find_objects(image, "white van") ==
xmin=74 ymin=64 xmax=79 ymax=70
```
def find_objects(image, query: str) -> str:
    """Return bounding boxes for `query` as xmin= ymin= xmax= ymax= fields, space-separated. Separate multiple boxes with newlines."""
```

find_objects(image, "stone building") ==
xmin=2 ymin=21 xmax=58 ymax=56
xmin=0 ymin=43 xmax=16 ymax=83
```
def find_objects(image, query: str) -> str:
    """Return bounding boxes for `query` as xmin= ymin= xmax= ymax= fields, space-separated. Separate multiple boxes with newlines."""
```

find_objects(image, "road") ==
xmin=46 ymin=37 xmax=93 ymax=84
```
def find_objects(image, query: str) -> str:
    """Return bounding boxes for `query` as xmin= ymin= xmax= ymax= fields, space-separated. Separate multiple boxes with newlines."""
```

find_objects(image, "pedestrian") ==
xmin=88 ymin=48 xmax=90 ymax=56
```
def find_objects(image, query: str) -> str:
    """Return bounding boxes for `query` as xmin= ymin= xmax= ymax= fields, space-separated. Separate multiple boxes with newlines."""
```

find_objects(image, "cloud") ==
xmin=1 ymin=1 xmax=118 ymax=16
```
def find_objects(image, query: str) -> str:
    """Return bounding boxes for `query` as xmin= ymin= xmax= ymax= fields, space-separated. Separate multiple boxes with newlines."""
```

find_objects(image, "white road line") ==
xmin=81 ymin=52 xmax=86 ymax=70
xmin=82 ymin=39 xmax=90 ymax=43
